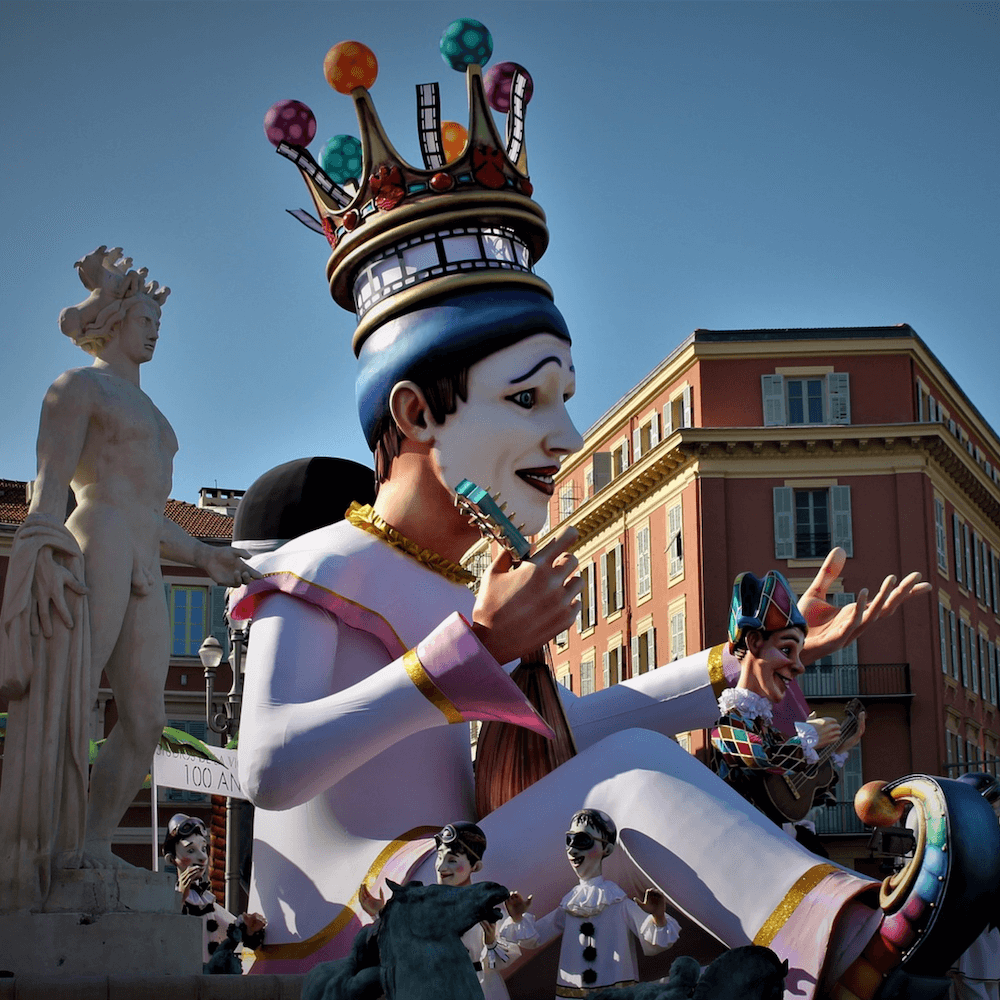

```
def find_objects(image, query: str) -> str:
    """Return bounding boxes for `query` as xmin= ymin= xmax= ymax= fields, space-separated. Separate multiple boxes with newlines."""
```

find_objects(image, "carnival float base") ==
xmin=0 ymin=975 xmax=305 ymax=1000
xmin=0 ymin=868 xmax=201 ymax=978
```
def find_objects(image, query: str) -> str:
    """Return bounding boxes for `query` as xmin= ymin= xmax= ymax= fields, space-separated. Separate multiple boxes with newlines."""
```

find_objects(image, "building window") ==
xmin=988 ymin=640 xmax=998 ymax=707
xmin=774 ymin=486 xmax=853 ymax=560
xmin=962 ymin=523 xmax=973 ymax=591
xmin=584 ymin=467 xmax=594 ymax=499
xmin=761 ymin=373 xmax=850 ymax=427
xmin=602 ymin=646 xmax=624 ymax=688
xmin=668 ymin=502 xmax=683 ymax=577
xmin=612 ymin=439 xmax=630 ymax=477
xmin=960 ymin=622 xmax=970 ymax=689
xmin=953 ymin=514 xmax=964 ymax=585
xmin=559 ymin=483 xmax=576 ymax=521
xmin=636 ymin=525 xmax=651 ymax=598
xmin=670 ymin=609 xmax=686 ymax=661
xmin=554 ymin=629 xmax=569 ymax=648
xmin=556 ymin=666 xmax=572 ymax=692
xmin=170 ymin=585 xmax=208 ymax=658
xmin=633 ymin=411 xmax=660 ymax=461
xmin=934 ymin=498 xmax=948 ymax=574
xmin=576 ymin=564 xmax=597 ymax=632
xmin=939 ymin=603 xmax=950 ymax=675
xmin=664 ymin=386 xmax=694 ymax=435
xmin=949 ymin=610 xmax=959 ymax=681
xmin=580 ymin=657 xmax=595 ymax=696
xmin=973 ymin=530 xmax=983 ymax=601
xmin=970 ymin=629 xmax=979 ymax=695
xmin=601 ymin=544 xmax=624 ymax=617
xmin=993 ymin=551 xmax=1000 ymax=614
xmin=979 ymin=634 xmax=989 ymax=701
xmin=981 ymin=540 xmax=992 ymax=609
xmin=631 ymin=625 xmax=656 ymax=676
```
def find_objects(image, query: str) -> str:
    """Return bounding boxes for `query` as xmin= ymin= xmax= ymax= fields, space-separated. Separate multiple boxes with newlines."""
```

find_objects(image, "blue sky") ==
xmin=3 ymin=1 xmax=997 ymax=504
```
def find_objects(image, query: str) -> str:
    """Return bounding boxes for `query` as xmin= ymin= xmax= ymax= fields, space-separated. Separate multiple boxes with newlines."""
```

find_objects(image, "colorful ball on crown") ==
xmin=324 ymin=40 xmax=378 ymax=94
xmin=263 ymin=100 xmax=317 ymax=148
xmin=440 ymin=122 xmax=468 ymax=163
xmin=440 ymin=18 xmax=493 ymax=71
xmin=484 ymin=62 xmax=533 ymax=114
xmin=320 ymin=134 xmax=363 ymax=183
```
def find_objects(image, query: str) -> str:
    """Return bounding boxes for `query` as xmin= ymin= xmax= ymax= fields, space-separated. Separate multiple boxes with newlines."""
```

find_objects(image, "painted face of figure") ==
xmin=174 ymin=832 xmax=209 ymax=874
xmin=429 ymin=333 xmax=583 ymax=535
xmin=115 ymin=298 xmax=161 ymax=365
xmin=435 ymin=844 xmax=480 ymax=886
xmin=565 ymin=819 xmax=610 ymax=881
xmin=744 ymin=627 xmax=807 ymax=703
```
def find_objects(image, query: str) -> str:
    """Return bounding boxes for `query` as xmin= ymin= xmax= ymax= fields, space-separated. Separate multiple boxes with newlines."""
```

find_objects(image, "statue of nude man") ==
xmin=1 ymin=247 xmax=256 ymax=885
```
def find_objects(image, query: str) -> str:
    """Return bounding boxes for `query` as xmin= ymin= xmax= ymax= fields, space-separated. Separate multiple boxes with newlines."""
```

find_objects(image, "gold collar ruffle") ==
xmin=346 ymin=502 xmax=475 ymax=586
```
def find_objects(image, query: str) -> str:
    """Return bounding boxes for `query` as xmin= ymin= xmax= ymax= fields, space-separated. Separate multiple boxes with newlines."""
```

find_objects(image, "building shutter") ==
xmin=663 ymin=403 xmax=673 ymax=436
xmin=992 ymin=550 xmax=999 ymax=614
xmin=209 ymin=585 xmax=230 ymax=659
xmin=831 ymin=486 xmax=853 ymax=557
xmin=960 ymin=623 xmax=969 ymax=688
xmin=939 ymin=604 xmax=949 ymax=674
xmin=600 ymin=554 xmax=609 ymax=618
xmin=621 ymin=439 xmax=630 ymax=471
xmin=949 ymin=610 xmax=959 ymax=680
xmin=970 ymin=630 xmax=979 ymax=694
xmin=631 ymin=635 xmax=640 ymax=676
xmin=592 ymin=452 xmax=612 ymax=493
xmin=615 ymin=543 xmax=624 ymax=610
xmin=990 ymin=641 xmax=998 ymax=705
xmin=934 ymin=499 xmax=948 ymax=572
xmin=602 ymin=651 xmax=610 ymax=689
xmin=963 ymin=524 xmax=973 ymax=590
xmin=588 ymin=567 xmax=597 ymax=629
xmin=980 ymin=540 xmax=991 ymax=609
xmin=773 ymin=487 xmax=795 ymax=559
xmin=649 ymin=411 xmax=660 ymax=447
xmin=632 ymin=427 xmax=642 ymax=462
xmin=973 ymin=531 xmax=983 ymax=600
xmin=646 ymin=628 xmax=656 ymax=672
xmin=682 ymin=386 xmax=694 ymax=428
xmin=917 ymin=390 xmax=924 ymax=423
xmin=953 ymin=515 xmax=964 ymax=584
xmin=761 ymin=375 xmax=786 ymax=426
xmin=827 ymin=372 xmax=851 ymax=424
xmin=637 ymin=526 xmax=651 ymax=597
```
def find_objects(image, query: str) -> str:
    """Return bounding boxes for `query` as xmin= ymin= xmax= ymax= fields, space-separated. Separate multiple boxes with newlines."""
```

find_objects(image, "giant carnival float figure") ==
xmin=232 ymin=19 xmax=1000 ymax=998
xmin=0 ymin=248 xmax=256 ymax=911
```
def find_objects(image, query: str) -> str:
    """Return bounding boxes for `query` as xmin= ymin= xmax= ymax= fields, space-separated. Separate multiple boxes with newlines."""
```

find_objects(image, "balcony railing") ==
xmin=800 ymin=663 xmax=910 ymax=699
xmin=813 ymin=800 xmax=867 ymax=836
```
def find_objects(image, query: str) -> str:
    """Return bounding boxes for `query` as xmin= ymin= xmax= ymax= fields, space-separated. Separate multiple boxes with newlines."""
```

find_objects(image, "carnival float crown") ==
xmin=264 ymin=18 xmax=549 ymax=354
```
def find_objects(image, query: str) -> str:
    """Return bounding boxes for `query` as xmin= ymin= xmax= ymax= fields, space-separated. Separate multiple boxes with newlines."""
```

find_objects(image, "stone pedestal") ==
xmin=0 ymin=868 xmax=201 ymax=978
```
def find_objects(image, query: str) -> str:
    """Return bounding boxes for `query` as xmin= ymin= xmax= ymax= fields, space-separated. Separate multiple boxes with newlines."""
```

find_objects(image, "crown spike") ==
xmin=465 ymin=64 xmax=509 ymax=163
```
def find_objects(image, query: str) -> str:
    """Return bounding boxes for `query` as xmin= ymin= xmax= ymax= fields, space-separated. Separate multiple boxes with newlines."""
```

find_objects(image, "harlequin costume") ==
xmin=233 ymin=17 xmax=1000 ymax=995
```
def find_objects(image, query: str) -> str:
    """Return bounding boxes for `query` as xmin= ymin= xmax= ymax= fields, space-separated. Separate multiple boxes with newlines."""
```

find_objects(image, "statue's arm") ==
xmin=158 ymin=519 xmax=257 ymax=587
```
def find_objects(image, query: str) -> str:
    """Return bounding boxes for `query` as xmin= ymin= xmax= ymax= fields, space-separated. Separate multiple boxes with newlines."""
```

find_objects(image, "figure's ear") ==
xmin=471 ymin=860 xmax=483 ymax=874
xmin=602 ymin=842 xmax=616 ymax=858
xmin=389 ymin=381 xmax=436 ymax=444
xmin=745 ymin=629 xmax=765 ymax=658
xmin=386 ymin=879 xmax=402 ymax=892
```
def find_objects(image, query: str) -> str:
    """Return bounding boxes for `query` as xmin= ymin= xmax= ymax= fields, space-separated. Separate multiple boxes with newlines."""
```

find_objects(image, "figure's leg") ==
xmin=423 ymin=729 xmax=879 ymax=999
xmin=83 ymin=581 xmax=169 ymax=866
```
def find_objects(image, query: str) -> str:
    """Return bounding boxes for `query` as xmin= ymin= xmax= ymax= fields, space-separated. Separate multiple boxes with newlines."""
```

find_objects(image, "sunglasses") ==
xmin=565 ymin=831 xmax=606 ymax=851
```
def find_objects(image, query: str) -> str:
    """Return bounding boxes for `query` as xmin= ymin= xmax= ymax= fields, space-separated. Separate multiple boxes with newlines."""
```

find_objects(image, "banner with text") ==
xmin=152 ymin=744 xmax=247 ymax=800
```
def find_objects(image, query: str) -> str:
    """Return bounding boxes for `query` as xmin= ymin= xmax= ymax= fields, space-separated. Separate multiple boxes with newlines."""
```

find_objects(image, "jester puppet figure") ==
xmin=232 ymin=20 xmax=996 ymax=997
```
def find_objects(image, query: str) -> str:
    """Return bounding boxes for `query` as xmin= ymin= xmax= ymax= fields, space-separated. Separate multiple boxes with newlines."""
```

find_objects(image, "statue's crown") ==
xmin=264 ymin=18 xmax=550 ymax=354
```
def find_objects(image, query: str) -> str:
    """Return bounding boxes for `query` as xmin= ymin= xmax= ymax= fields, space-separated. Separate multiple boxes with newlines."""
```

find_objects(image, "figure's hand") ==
xmin=504 ymin=891 xmax=532 ymax=922
xmin=481 ymin=920 xmax=498 ymax=945
xmin=359 ymin=882 xmax=385 ymax=917
xmin=30 ymin=545 xmax=88 ymax=638
xmin=634 ymin=888 xmax=667 ymax=927
xmin=240 ymin=912 xmax=267 ymax=937
xmin=199 ymin=545 xmax=261 ymax=588
xmin=809 ymin=715 xmax=842 ymax=749
xmin=177 ymin=864 xmax=203 ymax=894
xmin=472 ymin=527 xmax=583 ymax=665
xmin=798 ymin=548 xmax=931 ymax=665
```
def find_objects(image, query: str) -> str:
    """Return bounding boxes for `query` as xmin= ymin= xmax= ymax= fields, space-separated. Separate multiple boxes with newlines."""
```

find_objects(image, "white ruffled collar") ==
xmin=717 ymin=686 xmax=774 ymax=723
xmin=560 ymin=875 xmax=626 ymax=917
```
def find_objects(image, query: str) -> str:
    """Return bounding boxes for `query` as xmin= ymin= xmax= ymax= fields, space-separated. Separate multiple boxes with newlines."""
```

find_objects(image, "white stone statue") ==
xmin=0 ymin=247 xmax=257 ymax=911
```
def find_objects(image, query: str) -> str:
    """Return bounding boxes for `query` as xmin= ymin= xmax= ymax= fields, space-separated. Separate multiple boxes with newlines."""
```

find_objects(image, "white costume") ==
xmin=950 ymin=926 xmax=1000 ymax=1000
xmin=461 ymin=918 xmax=523 ymax=1000
xmin=233 ymin=515 xmax=881 ymax=994
xmin=517 ymin=875 xmax=680 ymax=996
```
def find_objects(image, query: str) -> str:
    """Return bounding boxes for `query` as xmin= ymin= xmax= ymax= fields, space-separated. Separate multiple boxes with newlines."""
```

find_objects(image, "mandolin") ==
xmin=755 ymin=698 xmax=864 ymax=824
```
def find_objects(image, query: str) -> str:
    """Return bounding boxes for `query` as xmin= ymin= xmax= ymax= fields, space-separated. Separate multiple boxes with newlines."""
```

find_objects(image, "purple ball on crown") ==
xmin=264 ymin=100 xmax=317 ymax=148
xmin=484 ymin=62 xmax=533 ymax=114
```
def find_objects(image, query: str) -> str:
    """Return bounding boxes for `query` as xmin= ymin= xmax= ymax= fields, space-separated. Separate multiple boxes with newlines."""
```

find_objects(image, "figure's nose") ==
xmin=546 ymin=406 xmax=584 ymax=457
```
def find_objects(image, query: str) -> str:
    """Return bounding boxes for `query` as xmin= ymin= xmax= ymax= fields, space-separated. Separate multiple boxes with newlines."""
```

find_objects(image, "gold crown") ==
xmin=264 ymin=20 xmax=553 ymax=353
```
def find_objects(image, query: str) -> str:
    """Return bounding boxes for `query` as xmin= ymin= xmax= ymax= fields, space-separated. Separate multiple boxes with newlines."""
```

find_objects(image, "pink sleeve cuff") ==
xmin=413 ymin=613 xmax=554 ymax=738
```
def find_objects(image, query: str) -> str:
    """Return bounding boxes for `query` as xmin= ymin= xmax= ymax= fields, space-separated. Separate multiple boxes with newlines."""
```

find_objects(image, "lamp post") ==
xmin=198 ymin=621 xmax=250 ymax=912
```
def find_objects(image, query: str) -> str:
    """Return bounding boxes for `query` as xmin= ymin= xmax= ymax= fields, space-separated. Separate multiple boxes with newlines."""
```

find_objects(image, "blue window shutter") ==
xmin=827 ymin=373 xmax=851 ymax=424
xmin=938 ymin=604 xmax=948 ymax=674
xmin=949 ymin=610 xmax=959 ymax=680
xmin=831 ymin=486 xmax=853 ymax=557
xmin=773 ymin=487 xmax=794 ymax=559
xmin=953 ymin=514 xmax=964 ymax=583
xmin=761 ymin=375 xmax=786 ymax=426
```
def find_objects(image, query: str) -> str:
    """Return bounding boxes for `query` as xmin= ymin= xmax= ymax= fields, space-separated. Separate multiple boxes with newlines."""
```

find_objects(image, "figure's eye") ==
xmin=506 ymin=389 xmax=536 ymax=409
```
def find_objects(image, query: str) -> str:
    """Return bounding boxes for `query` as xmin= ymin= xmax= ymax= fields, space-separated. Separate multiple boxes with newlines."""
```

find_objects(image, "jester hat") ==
xmin=728 ymin=570 xmax=808 ymax=651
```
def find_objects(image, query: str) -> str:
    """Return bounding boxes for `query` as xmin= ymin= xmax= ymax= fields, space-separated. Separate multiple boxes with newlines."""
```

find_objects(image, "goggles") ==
xmin=167 ymin=814 xmax=208 ymax=841
xmin=565 ymin=831 xmax=606 ymax=851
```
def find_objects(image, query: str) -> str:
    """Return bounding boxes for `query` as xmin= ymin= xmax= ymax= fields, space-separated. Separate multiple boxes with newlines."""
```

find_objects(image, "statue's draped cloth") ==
xmin=0 ymin=515 xmax=90 ymax=910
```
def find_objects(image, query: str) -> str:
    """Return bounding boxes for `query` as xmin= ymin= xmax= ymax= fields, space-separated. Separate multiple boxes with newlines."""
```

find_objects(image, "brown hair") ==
xmin=372 ymin=368 xmax=469 ymax=489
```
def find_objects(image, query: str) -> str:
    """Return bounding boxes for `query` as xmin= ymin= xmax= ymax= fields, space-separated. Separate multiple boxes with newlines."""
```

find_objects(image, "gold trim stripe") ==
xmin=708 ymin=643 xmax=728 ymax=699
xmin=753 ymin=863 xmax=839 ymax=947
xmin=403 ymin=648 xmax=464 ymax=724
xmin=555 ymin=982 xmax=638 ymax=998
xmin=255 ymin=825 xmax=440 ymax=961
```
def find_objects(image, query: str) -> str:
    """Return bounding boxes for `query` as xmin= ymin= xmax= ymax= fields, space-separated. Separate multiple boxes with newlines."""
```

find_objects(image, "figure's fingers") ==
xmin=879 ymin=572 xmax=925 ymax=618
xmin=530 ymin=526 xmax=579 ymax=566
xmin=860 ymin=576 xmax=895 ymax=625
xmin=37 ymin=597 xmax=54 ymax=639
xmin=552 ymin=551 xmax=579 ymax=580
xmin=801 ymin=547 xmax=847 ymax=602
xmin=50 ymin=579 xmax=76 ymax=631
xmin=487 ymin=545 xmax=515 ymax=577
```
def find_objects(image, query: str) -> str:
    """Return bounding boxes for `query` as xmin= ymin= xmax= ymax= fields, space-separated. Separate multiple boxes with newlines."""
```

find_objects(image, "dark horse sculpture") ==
xmin=302 ymin=878 xmax=511 ymax=1000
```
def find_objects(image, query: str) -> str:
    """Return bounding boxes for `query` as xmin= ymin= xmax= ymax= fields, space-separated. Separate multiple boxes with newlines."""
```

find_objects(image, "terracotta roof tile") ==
xmin=0 ymin=480 xmax=233 ymax=541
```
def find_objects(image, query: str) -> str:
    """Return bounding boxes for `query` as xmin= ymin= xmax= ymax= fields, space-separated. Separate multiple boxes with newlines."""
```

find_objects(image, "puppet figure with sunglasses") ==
xmin=162 ymin=813 xmax=266 ymax=969
xmin=514 ymin=809 xmax=679 ymax=996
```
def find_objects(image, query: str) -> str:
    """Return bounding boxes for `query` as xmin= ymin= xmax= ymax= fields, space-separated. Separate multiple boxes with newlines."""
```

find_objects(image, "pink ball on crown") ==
xmin=264 ymin=100 xmax=317 ymax=148
xmin=484 ymin=62 xmax=533 ymax=114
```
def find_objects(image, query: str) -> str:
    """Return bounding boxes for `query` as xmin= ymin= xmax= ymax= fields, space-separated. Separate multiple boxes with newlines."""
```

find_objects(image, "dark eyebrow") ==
xmin=510 ymin=356 xmax=562 ymax=384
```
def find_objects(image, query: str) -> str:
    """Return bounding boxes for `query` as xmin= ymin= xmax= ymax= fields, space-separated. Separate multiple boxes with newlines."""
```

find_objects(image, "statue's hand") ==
xmin=504 ymin=891 xmax=532 ymax=922
xmin=176 ymin=863 xmax=203 ymax=894
xmin=200 ymin=546 xmax=262 ymax=588
xmin=31 ymin=545 xmax=88 ymax=638
xmin=358 ymin=882 xmax=385 ymax=917
xmin=798 ymin=548 xmax=931 ymax=665
xmin=634 ymin=888 xmax=667 ymax=927
xmin=472 ymin=527 xmax=582 ymax=665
